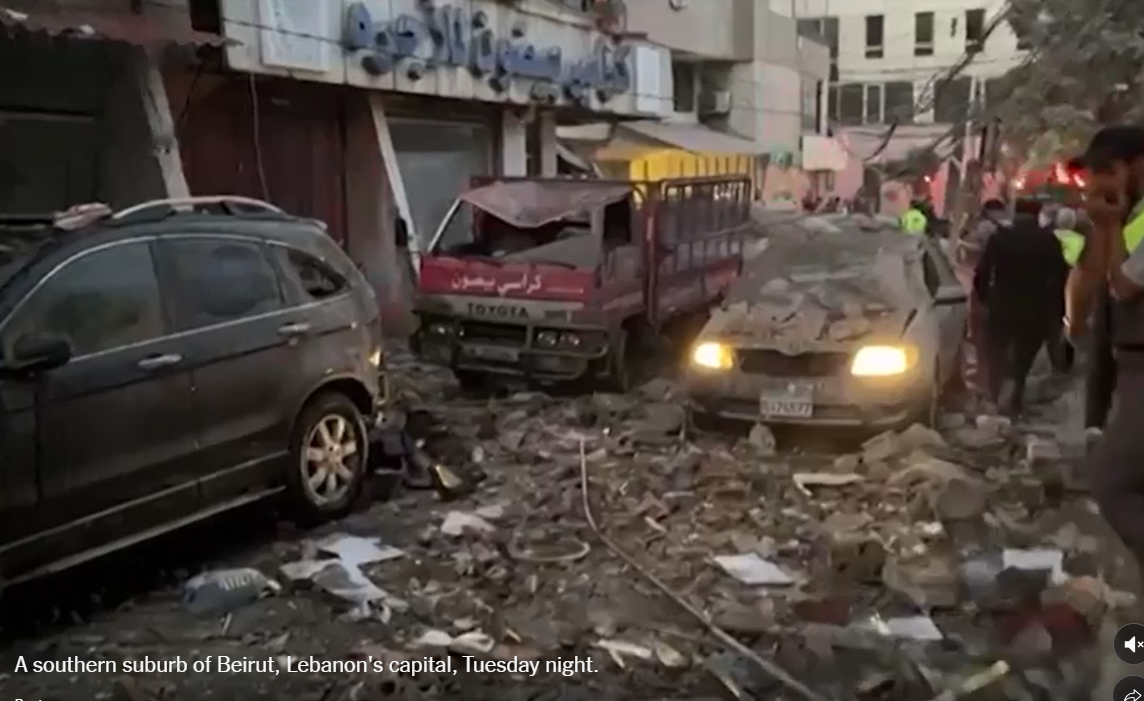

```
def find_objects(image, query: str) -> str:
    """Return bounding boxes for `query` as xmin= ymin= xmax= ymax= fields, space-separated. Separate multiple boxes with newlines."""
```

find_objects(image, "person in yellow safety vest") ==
xmin=900 ymin=200 xmax=928 ymax=234
xmin=1053 ymin=207 xmax=1086 ymax=267
xmin=1063 ymin=127 xmax=1144 ymax=638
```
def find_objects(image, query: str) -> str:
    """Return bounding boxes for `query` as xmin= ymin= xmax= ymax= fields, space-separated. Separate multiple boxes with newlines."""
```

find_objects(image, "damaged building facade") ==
xmin=0 ymin=1 xmax=212 ymax=214
xmin=169 ymin=0 xmax=669 ymax=331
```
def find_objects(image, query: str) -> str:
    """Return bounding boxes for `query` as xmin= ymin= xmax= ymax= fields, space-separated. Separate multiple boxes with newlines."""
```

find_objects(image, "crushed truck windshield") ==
xmin=429 ymin=180 xmax=634 ymax=270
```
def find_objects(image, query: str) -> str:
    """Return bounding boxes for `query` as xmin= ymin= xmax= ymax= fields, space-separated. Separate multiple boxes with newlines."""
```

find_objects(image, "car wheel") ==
xmin=454 ymin=370 xmax=485 ymax=393
xmin=287 ymin=392 xmax=368 ymax=524
xmin=604 ymin=328 xmax=633 ymax=393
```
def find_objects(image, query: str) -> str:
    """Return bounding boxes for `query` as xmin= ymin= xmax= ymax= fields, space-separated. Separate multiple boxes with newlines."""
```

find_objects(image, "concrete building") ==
xmin=771 ymin=0 xmax=1024 ymax=212
xmin=0 ymin=0 xmax=208 ymax=214
xmin=168 ymin=0 xmax=669 ymax=331
xmin=562 ymin=0 xmax=839 ymax=207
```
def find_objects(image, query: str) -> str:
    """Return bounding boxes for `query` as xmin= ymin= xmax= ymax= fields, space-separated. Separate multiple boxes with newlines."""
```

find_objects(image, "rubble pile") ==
xmin=1 ymin=349 xmax=1131 ymax=700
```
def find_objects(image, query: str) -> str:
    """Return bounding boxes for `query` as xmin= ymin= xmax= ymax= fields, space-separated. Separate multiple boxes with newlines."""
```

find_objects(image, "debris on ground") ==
xmin=1 ymin=347 xmax=1128 ymax=700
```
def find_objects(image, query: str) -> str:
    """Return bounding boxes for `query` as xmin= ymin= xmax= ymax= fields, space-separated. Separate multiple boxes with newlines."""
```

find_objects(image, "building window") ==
xmin=1009 ymin=19 xmax=1032 ymax=50
xmin=965 ymin=9 xmax=986 ymax=54
xmin=915 ymin=12 xmax=934 ymax=56
xmin=838 ymin=83 xmax=864 ymax=126
xmin=801 ymin=80 xmax=819 ymax=131
xmin=814 ymin=80 xmax=825 ymax=132
xmin=824 ymin=17 xmax=839 ymax=59
xmin=864 ymin=84 xmax=883 ymax=124
xmin=796 ymin=18 xmax=821 ymax=39
xmin=796 ymin=17 xmax=838 ymax=60
xmin=828 ymin=84 xmax=840 ymax=124
xmin=884 ymin=81 xmax=914 ymax=123
xmin=671 ymin=61 xmax=695 ymax=112
xmin=865 ymin=15 xmax=884 ymax=59
xmin=933 ymin=76 xmax=972 ymax=124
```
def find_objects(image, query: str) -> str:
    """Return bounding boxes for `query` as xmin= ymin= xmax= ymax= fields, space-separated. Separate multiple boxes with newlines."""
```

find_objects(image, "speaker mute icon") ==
xmin=1127 ymin=637 xmax=1144 ymax=653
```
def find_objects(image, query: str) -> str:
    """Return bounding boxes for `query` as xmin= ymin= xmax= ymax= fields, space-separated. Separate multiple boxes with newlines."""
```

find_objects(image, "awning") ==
xmin=0 ymin=5 xmax=230 ymax=48
xmin=620 ymin=121 xmax=768 ymax=155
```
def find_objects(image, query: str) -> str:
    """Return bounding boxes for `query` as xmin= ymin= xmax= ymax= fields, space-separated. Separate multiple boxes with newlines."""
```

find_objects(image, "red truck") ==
xmin=411 ymin=176 xmax=752 ymax=390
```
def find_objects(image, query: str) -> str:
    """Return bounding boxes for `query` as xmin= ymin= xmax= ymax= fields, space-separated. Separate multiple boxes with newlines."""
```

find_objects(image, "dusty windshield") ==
xmin=730 ymin=224 xmax=919 ymax=312
xmin=432 ymin=181 xmax=632 ymax=270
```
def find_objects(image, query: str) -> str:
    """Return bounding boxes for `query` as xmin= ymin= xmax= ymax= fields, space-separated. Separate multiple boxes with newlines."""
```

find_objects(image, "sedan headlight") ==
xmin=850 ymin=345 xmax=917 ymax=377
xmin=691 ymin=341 xmax=734 ymax=371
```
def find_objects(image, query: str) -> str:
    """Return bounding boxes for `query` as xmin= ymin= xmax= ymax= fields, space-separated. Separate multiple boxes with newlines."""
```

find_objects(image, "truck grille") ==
xmin=459 ymin=321 xmax=527 ymax=345
xmin=737 ymin=349 xmax=851 ymax=377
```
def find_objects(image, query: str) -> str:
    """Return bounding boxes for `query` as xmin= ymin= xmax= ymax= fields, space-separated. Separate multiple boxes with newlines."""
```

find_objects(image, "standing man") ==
xmin=973 ymin=204 xmax=1068 ymax=416
xmin=1065 ymin=126 xmax=1144 ymax=581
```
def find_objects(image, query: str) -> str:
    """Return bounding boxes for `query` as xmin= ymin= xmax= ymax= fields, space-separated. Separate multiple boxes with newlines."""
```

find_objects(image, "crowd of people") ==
xmin=932 ymin=125 xmax=1144 ymax=620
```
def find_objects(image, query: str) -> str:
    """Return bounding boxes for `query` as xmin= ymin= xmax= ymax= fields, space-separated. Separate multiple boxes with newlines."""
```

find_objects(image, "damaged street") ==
xmin=1 ymin=345 xmax=1131 ymax=701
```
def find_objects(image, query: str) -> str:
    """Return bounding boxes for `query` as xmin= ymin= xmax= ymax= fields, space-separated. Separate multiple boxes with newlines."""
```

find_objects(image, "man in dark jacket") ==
xmin=973 ymin=208 xmax=1071 ymax=415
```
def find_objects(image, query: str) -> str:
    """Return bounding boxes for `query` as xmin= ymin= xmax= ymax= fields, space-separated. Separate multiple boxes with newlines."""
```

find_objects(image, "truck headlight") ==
xmin=536 ymin=330 xmax=559 ymax=347
xmin=691 ymin=341 xmax=734 ymax=371
xmin=850 ymin=345 xmax=917 ymax=377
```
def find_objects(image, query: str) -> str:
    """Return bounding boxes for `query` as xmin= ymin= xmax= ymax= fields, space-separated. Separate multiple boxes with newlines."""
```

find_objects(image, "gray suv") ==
xmin=0 ymin=197 xmax=384 ymax=587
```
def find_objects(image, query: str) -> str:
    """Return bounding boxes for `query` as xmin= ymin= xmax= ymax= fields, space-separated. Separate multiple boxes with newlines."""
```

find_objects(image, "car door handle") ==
xmin=278 ymin=322 xmax=311 ymax=337
xmin=137 ymin=353 xmax=182 ymax=370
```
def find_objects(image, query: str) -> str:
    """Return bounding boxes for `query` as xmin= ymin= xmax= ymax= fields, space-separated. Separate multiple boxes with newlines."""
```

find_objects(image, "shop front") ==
xmin=206 ymin=0 xmax=664 ymax=331
xmin=0 ymin=4 xmax=220 ymax=214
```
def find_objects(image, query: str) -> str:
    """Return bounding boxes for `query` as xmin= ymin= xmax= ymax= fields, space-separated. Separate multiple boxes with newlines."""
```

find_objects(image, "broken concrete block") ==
xmin=882 ymin=556 xmax=960 ymax=609
xmin=832 ymin=453 xmax=860 ymax=473
xmin=975 ymin=414 xmax=1012 ymax=435
xmin=929 ymin=473 xmax=988 ymax=521
xmin=1041 ymin=575 xmax=1107 ymax=623
xmin=748 ymin=423 xmax=777 ymax=455
xmin=828 ymin=532 xmax=887 ymax=584
xmin=861 ymin=431 xmax=899 ymax=463
xmin=1025 ymin=436 xmax=1061 ymax=469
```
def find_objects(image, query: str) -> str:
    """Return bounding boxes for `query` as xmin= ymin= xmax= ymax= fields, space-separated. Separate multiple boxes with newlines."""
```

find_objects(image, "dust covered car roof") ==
xmin=709 ymin=216 xmax=924 ymax=342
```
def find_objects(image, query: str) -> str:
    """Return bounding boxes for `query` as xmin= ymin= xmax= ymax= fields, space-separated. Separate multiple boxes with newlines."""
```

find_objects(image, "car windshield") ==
xmin=728 ymin=223 xmax=919 ymax=312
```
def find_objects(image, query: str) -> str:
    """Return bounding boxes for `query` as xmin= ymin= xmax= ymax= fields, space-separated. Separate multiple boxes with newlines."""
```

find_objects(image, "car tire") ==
xmin=454 ymin=370 xmax=485 ymax=393
xmin=603 ymin=328 xmax=633 ymax=393
xmin=286 ymin=392 xmax=368 ymax=525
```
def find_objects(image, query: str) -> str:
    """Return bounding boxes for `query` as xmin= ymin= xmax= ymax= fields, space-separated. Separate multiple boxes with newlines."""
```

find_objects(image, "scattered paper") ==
xmin=1003 ymin=548 xmax=1067 ymax=584
xmin=318 ymin=534 xmax=404 ymax=566
xmin=884 ymin=615 xmax=944 ymax=641
xmin=714 ymin=553 xmax=794 ymax=585
xmin=793 ymin=472 xmax=864 ymax=494
xmin=441 ymin=510 xmax=496 ymax=535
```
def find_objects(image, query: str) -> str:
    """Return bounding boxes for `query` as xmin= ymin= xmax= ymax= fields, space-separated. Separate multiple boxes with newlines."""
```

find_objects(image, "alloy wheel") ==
xmin=301 ymin=414 xmax=360 ymax=506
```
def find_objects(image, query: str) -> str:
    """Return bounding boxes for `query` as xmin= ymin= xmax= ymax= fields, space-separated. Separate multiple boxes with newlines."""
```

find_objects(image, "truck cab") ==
xmin=411 ymin=176 xmax=752 ymax=390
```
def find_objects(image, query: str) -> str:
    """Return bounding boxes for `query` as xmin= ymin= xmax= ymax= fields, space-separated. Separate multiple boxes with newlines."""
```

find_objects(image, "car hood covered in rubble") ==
xmin=704 ymin=216 xmax=924 ymax=350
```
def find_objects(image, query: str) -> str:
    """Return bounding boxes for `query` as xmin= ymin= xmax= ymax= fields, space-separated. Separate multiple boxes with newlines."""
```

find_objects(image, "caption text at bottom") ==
xmin=14 ymin=654 xmax=597 ymax=677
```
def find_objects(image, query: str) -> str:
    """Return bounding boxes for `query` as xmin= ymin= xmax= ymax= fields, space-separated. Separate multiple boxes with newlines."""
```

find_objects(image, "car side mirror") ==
xmin=10 ymin=332 xmax=72 ymax=372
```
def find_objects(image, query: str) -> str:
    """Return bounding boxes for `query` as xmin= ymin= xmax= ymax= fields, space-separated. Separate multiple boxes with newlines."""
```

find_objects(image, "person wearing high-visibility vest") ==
xmin=1064 ymin=127 xmax=1144 ymax=636
xmin=1052 ymin=207 xmax=1086 ymax=267
xmin=900 ymin=200 xmax=928 ymax=234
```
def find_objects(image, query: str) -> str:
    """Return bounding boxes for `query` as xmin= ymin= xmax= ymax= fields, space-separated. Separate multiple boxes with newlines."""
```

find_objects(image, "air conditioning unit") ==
xmin=697 ymin=90 xmax=731 ymax=115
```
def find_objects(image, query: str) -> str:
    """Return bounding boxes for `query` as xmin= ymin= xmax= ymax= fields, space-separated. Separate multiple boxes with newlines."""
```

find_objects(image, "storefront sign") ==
xmin=343 ymin=0 xmax=631 ymax=105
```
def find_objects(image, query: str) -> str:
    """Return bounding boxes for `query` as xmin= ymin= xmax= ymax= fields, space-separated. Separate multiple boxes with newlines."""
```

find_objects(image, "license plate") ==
xmin=461 ymin=344 xmax=520 ymax=362
xmin=759 ymin=384 xmax=814 ymax=418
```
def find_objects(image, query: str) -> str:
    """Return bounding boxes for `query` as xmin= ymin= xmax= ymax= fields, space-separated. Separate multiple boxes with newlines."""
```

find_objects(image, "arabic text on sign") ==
xmin=343 ymin=0 xmax=631 ymax=104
